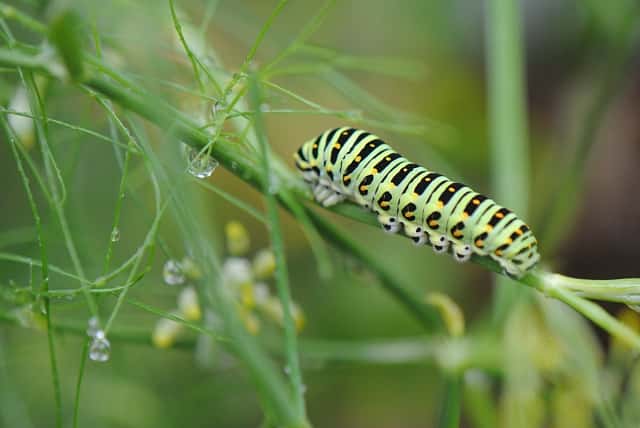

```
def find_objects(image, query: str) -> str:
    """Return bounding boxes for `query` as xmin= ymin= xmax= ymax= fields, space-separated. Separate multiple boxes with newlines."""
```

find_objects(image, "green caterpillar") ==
xmin=294 ymin=127 xmax=540 ymax=277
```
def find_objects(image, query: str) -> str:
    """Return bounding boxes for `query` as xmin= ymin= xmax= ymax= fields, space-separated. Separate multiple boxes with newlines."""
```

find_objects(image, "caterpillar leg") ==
xmin=377 ymin=214 xmax=401 ymax=233
xmin=313 ymin=184 xmax=344 ymax=207
xmin=452 ymin=243 xmax=472 ymax=262
xmin=429 ymin=234 xmax=450 ymax=253
xmin=313 ymin=184 xmax=331 ymax=200
xmin=403 ymin=223 xmax=428 ymax=246
xmin=322 ymin=192 xmax=346 ymax=207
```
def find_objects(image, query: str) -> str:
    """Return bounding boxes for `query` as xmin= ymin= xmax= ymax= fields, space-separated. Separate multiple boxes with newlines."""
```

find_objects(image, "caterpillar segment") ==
xmin=294 ymin=127 xmax=540 ymax=278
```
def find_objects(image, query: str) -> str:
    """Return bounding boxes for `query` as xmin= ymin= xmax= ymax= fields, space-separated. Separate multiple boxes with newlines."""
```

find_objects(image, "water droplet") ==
xmin=185 ymin=145 xmax=219 ymax=179
xmin=283 ymin=365 xmax=291 ymax=375
xmin=627 ymin=304 xmax=640 ymax=313
xmin=89 ymin=331 xmax=111 ymax=362
xmin=110 ymin=227 xmax=120 ymax=242
xmin=86 ymin=316 xmax=100 ymax=337
xmin=163 ymin=259 xmax=186 ymax=286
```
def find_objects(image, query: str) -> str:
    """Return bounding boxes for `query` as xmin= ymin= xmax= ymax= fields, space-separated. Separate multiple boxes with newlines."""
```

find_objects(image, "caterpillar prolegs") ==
xmin=294 ymin=127 xmax=540 ymax=278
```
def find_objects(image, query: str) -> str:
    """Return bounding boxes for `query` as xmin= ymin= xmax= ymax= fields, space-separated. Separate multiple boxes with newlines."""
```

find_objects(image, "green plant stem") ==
xmin=72 ymin=341 xmax=89 ymax=428
xmin=0 ymin=46 xmax=638 ymax=347
xmin=249 ymin=74 xmax=307 ymax=421
xmin=438 ymin=374 xmax=463 ymax=428
xmin=169 ymin=0 xmax=205 ymax=93
xmin=486 ymin=0 xmax=530 ymax=324
xmin=0 ymin=113 xmax=62 ymax=428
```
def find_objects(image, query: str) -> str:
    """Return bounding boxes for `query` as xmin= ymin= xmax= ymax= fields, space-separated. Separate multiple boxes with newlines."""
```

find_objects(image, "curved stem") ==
xmin=0 ymin=43 xmax=638 ymax=348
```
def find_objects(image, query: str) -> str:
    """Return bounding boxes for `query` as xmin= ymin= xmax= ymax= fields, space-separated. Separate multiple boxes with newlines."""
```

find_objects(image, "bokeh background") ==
xmin=1 ymin=1 xmax=639 ymax=427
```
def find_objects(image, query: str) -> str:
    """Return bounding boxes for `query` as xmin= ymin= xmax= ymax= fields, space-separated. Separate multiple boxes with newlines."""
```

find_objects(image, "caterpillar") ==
xmin=294 ymin=127 xmax=540 ymax=278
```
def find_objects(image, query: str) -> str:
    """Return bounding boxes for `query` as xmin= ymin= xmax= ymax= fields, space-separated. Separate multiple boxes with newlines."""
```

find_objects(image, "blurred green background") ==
xmin=1 ymin=0 xmax=640 ymax=427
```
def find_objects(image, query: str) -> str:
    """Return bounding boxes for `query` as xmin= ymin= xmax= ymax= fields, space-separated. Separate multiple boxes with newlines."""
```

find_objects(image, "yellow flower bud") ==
xmin=225 ymin=221 xmax=250 ymax=256
xmin=178 ymin=286 xmax=201 ymax=321
xmin=252 ymin=249 xmax=276 ymax=280
xmin=152 ymin=317 xmax=183 ymax=349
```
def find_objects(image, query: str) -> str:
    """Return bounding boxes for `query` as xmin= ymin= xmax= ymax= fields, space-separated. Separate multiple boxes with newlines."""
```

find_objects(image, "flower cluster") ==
xmin=152 ymin=221 xmax=305 ymax=348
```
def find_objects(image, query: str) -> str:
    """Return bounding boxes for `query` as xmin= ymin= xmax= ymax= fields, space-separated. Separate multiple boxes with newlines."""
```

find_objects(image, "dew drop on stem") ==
xmin=110 ymin=227 xmax=120 ymax=242
xmin=89 ymin=330 xmax=111 ymax=362
xmin=184 ymin=144 xmax=219 ymax=179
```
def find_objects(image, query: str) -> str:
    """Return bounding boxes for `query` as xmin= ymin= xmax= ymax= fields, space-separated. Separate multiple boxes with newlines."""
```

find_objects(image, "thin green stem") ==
xmin=437 ymin=374 xmax=463 ymax=428
xmin=221 ymin=0 xmax=289 ymax=97
xmin=169 ymin=0 xmax=205 ymax=93
xmin=72 ymin=341 xmax=89 ymax=428
xmin=0 ymin=114 xmax=62 ymax=428
xmin=486 ymin=0 xmax=531 ymax=323
xmin=248 ymin=74 xmax=307 ymax=421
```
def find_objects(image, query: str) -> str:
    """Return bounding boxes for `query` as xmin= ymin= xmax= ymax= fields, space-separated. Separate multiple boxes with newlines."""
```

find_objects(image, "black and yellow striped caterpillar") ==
xmin=294 ymin=127 xmax=540 ymax=278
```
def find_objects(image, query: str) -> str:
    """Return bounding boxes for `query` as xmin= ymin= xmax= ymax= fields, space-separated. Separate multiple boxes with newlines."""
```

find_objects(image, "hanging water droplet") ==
xmin=163 ymin=259 xmax=186 ymax=286
xmin=86 ymin=316 xmax=100 ymax=337
xmin=110 ymin=227 xmax=120 ymax=242
xmin=185 ymin=145 xmax=219 ymax=179
xmin=627 ymin=304 xmax=640 ymax=313
xmin=89 ymin=330 xmax=111 ymax=362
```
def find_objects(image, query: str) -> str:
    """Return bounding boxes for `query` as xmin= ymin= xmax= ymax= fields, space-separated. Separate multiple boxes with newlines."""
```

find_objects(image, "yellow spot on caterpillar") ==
xmin=448 ymin=186 xmax=455 ymax=192
xmin=326 ymin=165 xmax=333 ymax=171
xmin=404 ymin=211 xmax=414 ymax=219
xmin=380 ymin=201 xmax=390 ymax=208
xmin=355 ymin=156 xmax=362 ymax=162
xmin=506 ymin=238 xmax=513 ymax=244
xmin=496 ymin=212 xmax=504 ymax=219
xmin=516 ymin=229 xmax=523 ymax=236
xmin=472 ymin=199 xmax=480 ymax=205
xmin=475 ymin=239 xmax=484 ymax=248
xmin=462 ymin=212 xmax=469 ymax=219
xmin=385 ymin=157 xmax=391 ymax=161
xmin=425 ymin=177 xmax=431 ymax=182
xmin=412 ymin=192 xmax=419 ymax=200
xmin=495 ymin=250 xmax=503 ymax=256
xmin=453 ymin=230 xmax=463 ymax=238
xmin=313 ymin=144 xmax=318 ymax=148
xmin=437 ymin=201 xmax=444 ymax=209
xmin=371 ymin=168 xmax=378 ymax=174
xmin=403 ymin=168 xmax=408 ymax=172
xmin=485 ymin=225 xmax=493 ymax=232
xmin=389 ymin=183 xmax=396 ymax=189
xmin=359 ymin=185 xmax=367 ymax=192
xmin=342 ymin=131 xmax=348 ymax=135
xmin=428 ymin=220 xmax=439 ymax=228
xmin=334 ymin=143 xmax=341 ymax=149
